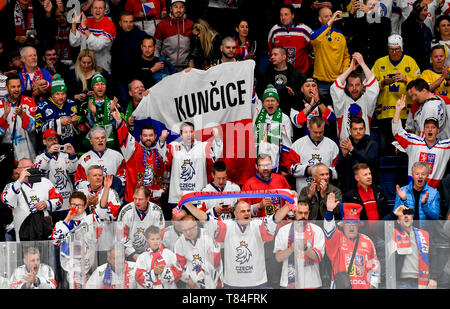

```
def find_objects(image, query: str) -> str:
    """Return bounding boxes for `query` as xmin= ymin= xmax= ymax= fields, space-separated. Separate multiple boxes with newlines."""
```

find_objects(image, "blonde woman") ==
xmin=190 ymin=19 xmax=222 ymax=69
xmin=67 ymin=49 xmax=112 ymax=104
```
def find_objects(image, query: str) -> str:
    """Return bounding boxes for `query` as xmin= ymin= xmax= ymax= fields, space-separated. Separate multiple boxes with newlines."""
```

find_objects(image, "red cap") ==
xmin=43 ymin=128 xmax=58 ymax=139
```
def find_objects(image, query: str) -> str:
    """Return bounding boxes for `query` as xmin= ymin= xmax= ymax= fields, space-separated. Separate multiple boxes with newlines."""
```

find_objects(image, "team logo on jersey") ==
xmin=180 ymin=159 xmax=196 ymax=182
xmin=389 ymin=83 xmax=400 ymax=93
xmin=419 ymin=152 xmax=435 ymax=174
xmin=235 ymin=241 xmax=252 ymax=265
xmin=405 ymin=67 xmax=410 ymax=73
xmin=350 ymin=208 xmax=358 ymax=215
xmin=143 ymin=165 xmax=154 ymax=186
xmin=133 ymin=228 xmax=148 ymax=254
xmin=45 ymin=108 xmax=53 ymax=117
xmin=84 ymin=155 xmax=91 ymax=163
xmin=54 ymin=168 xmax=68 ymax=192
xmin=307 ymin=154 xmax=322 ymax=166
xmin=286 ymin=47 xmax=296 ymax=61
xmin=192 ymin=254 xmax=204 ymax=273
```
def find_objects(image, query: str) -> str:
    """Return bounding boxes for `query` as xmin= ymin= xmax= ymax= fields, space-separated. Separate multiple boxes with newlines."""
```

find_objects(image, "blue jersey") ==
xmin=35 ymin=98 xmax=79 ymax=145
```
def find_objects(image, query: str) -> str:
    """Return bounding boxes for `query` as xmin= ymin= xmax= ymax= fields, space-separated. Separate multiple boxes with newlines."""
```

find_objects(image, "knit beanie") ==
xmin=91 ymin=72 xmax=107 ymax=88
xmin=262 ymin=84 xmax=280 ymax=102
xmin=51 ymin=74 xmax=67 ymax=94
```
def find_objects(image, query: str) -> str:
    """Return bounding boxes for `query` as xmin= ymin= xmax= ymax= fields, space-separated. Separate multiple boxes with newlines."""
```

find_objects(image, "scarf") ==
xmin=394 ymin=227 xmax=430 ymax=289
xmin=87 ymin=96 xmax=112 ymax=127
xmin=255 ymin=107 xmax=283 ymax=155
xmin=20 ymin=66 xmax=44 ymax=92
xmin=55 ymin=25 xmax=72 ymax=62
xmin=140 ymin=145 xmax=164 ymax=188
xmin=103 ymin=261 xmax=130 ymax=289
xmin=147 ymin=245 xmax=166 ymax=288
xmin=287 ymin=222 xmax=315 ymax=289
xmin=234 ymin=36 xmax=250 ymax=58
xmin=14 ymin=0 xmax=34 ymax=37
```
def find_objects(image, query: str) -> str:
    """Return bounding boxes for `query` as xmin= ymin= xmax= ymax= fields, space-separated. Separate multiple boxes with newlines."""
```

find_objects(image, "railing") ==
xmin=0 ymin=219 xmax=448 ymax=289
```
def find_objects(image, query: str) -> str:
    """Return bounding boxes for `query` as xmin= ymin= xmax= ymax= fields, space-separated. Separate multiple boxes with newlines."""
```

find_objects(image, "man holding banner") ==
xmin=132 ymin=59 xmax=258 ymax=189
xmin=159 ymin=122 xmax=222 ymax=207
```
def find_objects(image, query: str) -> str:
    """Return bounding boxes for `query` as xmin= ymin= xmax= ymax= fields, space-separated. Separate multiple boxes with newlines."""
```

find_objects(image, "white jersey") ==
xmin=74 ymin=148 xmax=126 ymax=188
xmin=85 ymin=261 xmax=137 ymax=289
xmin=392 ymin=120 xmax=450 ymax=188
xmin=1 ymin=178 xmax=63 ymax=240
xmin=204 ymin=215 xmax=278 ymax=287
xmin=405 ymin=95 xmax=450 ymax=140
xmin=9 ymin=263 xmax=57 ymax=289
xmin=330 ymin=75 xmax=379 ymax=140
xmin=76 ymin=181 xmax=121 ymax=220
xmin=274 ymin=221 xmax=325 ymax=288
xmin=117 ymin=202 xmax=165 ymax=258
xmin=200 ymin=180 xmax=241 ymax=220
xmin=35 ymin=151 xmax=78 ymax=211
xmin=366 ymin=0 xmax=393 ymax=24
xmin=162 ymin=139 xmax=223 ymax=204
xmin=287 ymin=135 xmax=339 ymax=193
xmin=135 ymin=247 xmax=182 ymax=289
xmin=174 ymin=228 xmax=223 ymax=289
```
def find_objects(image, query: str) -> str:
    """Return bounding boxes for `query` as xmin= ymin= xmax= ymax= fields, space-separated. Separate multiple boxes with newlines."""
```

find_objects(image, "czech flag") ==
xmin=142 ymin=2 xmax=156 ymax=16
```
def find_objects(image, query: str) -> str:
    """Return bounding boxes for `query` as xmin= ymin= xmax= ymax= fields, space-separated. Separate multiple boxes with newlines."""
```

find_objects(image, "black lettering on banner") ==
xmin=175 ymin=96 xmax=186 ymax=122
xmin=210 ymin=87 xmax=220 ymax=111
xmin=220 ymin=85 xmax=227 ymax=109
xmin=185 ymin=93 xmax=197 ymax=118
xmin=237 ymin=80 xmax=246 ymax=105
xmin=198 ymin=90 xmax=208 ymax=115
xmin=226 ymin=82 xmax=237 ymax=107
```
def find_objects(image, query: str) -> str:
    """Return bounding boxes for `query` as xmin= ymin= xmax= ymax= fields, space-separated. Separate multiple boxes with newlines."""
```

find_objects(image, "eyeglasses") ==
xmin=70 ymin=203 xmax=85 ymax=208
xmin=258 ymin=163 xmax=273 ymax=169
xmin=388 ymin=47 xmax=402 ymax=53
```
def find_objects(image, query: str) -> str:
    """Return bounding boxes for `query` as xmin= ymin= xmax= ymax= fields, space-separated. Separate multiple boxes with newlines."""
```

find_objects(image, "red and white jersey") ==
xmin=405 ymin=94 xmax=450 ymax=140
xmin=204 ymin=215 xmax=278 ymax=287
xmin=34 ymin=152 xmax=78 ymax=211
xmin=282 ymin=135 xmax=339 ymax=193
xmin=135 ymin=246 xmax=182 ymax=289
xmin=163 ymin=139 xmax=222 ymax=204
xmin=74 ymin=148 xmax=126 ymax=188
xmin=76 ymin=182 xmax=121 ymax=220
xmin=330 ymin=75 xmax=379 ymax=140
xmin=116 ymin=120 xmax=166 ymax=203
xmin=268 ymin=23 xmax=313 ymax=74
xmin=200 ymin=180 xmax=241 ymax=220
xmin=85 ymin=261 xmax=137 ymax=289
xmin=241 ymin=173 xmax=292 ymax=217
xmin=0 ymin=95 xmax=37 ymax=161
xmin=274 ymin=221 xmax=325 ymax=288
xmin=69 ymin=16 xmax=117 ymax=73
xmin=1 ymin=178 xmax=63 ymax=240
xmin=174 ymin=228 xmax=223 ymax=289
xmin=392 ymin=121 xmax=450 ymax=188
xmin=9 ymin=263 xmax=57 ymax=289
xmin=117 ymin=202 xmax=165 ymax=258
xmin=323 ymin=217 xmax=380 ymax=289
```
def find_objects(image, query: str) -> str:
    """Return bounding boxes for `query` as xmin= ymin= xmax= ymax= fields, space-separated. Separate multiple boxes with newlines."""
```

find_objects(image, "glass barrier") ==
xmin=0 ymin=219 xmax=449 ymax=289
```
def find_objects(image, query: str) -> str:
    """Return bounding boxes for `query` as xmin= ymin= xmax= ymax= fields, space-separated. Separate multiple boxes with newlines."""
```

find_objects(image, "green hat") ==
xmin=262 ymin=84 xmax=279 ymax=102
xmin=51 ymin=74 xmax=67 ymax=95
xmin=91 ymin=72 xmax=107 ymax=88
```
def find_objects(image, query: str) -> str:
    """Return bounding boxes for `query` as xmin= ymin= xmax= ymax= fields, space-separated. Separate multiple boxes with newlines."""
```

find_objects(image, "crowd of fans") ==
xmin=0 ymin=0 xmax=449 ymax=289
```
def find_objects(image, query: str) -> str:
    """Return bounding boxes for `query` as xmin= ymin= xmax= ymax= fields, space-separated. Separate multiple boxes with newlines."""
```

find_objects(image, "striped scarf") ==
xmin=255 ymin=107 xmax=282 ymax=155
xmin=14 ymin=0 xmax=34 ymax=37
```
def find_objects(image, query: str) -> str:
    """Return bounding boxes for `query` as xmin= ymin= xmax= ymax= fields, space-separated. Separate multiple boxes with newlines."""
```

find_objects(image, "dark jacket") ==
xmin=299 ymin=183 xmax=342 ymax=221
xmin=0 ymin=0 xmax=53 ymax=51
xmin=336 ymin=134 xmax=379 ymax=192
xmin=257 ymin=62 xmax=305 ymax=116
xmin=401 ymin=3 xmax=432 ymax=71
xmin=111 ymin=27 xmax=147 ymax=83
xmin=343 ymin=184 xmax=390 ymax=220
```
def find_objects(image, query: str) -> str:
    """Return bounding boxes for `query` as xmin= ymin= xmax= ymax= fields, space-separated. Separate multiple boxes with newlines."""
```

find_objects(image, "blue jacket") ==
xmin=394 ymin=181 xmax=440 ymax=220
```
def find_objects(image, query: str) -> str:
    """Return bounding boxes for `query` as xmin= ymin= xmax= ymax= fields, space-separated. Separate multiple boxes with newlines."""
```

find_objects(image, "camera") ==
xmin=59 ymin=145 xmax=67 ymax=152
xmin=27 ymin=168 xmax=43 ymax=184
xmin=402 ymin=208 xmax=414 ymax=215
xmin=387 ymin=73 xmax=396 ymax=78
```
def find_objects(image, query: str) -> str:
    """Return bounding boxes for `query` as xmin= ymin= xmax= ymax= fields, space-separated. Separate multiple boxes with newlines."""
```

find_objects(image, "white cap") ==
xmin=171 ymin=0 xmax=185 ymax=4
xmin=388 ymin=34 xmax=403 ymax=47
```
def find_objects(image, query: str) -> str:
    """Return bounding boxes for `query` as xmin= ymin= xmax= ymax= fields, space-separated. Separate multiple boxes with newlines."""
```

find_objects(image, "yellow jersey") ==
xmin=372 ymin=54 xmax=421 ymax=119
xmin=311 ymin=24 xmax=350 ymax=83
xmin=420 ymin=69 xmax=450 ymax=98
